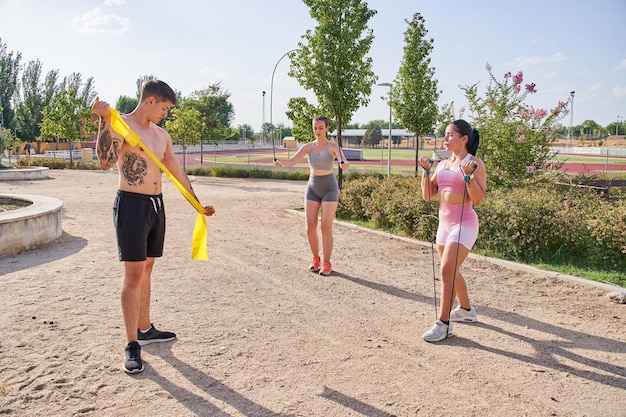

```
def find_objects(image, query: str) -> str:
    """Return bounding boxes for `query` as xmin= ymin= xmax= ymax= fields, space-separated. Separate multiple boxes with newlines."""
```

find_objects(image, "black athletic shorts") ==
xmin=113 ymin=190 xmax=166 ymax=262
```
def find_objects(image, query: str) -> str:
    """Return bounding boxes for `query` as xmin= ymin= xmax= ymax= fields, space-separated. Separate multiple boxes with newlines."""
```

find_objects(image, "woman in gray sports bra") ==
xmin=275 ymin=115 xmax=350 ymax=276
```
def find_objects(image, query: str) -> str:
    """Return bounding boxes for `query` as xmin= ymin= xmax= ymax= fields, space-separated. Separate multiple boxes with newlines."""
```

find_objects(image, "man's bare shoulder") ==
xmin=150 ymin=122 xmax=172 ymax=141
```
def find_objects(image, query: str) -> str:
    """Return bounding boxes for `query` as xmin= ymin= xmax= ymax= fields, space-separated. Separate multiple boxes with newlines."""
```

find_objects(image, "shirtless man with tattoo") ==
xmin=92 ymin=79 xmax=215 ymax=374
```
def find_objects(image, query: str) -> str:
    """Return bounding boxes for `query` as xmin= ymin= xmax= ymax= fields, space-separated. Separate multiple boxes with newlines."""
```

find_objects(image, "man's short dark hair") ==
xmin=140 ymin=79 xmax=178 ymax=105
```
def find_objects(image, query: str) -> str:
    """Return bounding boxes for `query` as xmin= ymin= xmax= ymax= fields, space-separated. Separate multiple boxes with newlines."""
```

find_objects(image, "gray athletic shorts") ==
xmin=113 ymin=190 xmax=166 ymax=262
xmin=305 ymin=173 xmax=339 ymax=203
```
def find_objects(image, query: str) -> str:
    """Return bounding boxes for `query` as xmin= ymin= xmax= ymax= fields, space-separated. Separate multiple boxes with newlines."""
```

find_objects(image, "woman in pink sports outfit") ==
xmin=417 ymin=119 xmax=487 ymax=342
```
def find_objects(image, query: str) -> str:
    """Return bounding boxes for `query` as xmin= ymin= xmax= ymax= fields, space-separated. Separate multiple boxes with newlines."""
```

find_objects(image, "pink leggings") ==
xmin=436 ymin=202 xmax=479 ymax=250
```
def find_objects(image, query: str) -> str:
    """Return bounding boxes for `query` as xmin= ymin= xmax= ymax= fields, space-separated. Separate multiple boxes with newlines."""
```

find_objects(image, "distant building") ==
xmin=331 ymin=129 xmax=419 ymax=149
xmin=330 ymin=128 xmax=416 ymax=143
xmin=283 ymin=136 xmax=298 ymax=148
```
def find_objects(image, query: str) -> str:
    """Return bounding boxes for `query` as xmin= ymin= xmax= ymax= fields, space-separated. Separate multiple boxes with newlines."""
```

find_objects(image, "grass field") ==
xmin=190 ymin=146 xmax=626 ymax=174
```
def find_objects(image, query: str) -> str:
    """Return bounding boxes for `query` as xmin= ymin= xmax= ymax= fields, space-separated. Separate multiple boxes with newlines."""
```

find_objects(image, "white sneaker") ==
xmin=422 ymin=320 xmax=453 ymax=342
xmin=449 ymin=306 xmax=478 ymax=323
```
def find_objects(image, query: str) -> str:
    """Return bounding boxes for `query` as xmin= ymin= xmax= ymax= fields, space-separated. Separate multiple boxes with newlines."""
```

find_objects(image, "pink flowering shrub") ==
xmin=461 ymin=63 xmax=569 ymax=187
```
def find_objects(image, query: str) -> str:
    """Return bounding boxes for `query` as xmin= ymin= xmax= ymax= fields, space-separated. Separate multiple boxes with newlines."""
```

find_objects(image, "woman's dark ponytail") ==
xmin=468 ymin=128 xmax=480 ymax=156
xmin=452 ymin=119 xmax=480 ymax=156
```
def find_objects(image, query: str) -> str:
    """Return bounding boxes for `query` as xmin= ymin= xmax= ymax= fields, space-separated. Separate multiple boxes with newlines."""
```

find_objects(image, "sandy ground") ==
xmin=0 ymin=170 xmax=624 ymax=417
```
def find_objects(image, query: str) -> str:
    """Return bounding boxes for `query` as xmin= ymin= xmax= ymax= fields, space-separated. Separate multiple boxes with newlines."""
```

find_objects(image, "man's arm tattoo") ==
xmin=97 ymin=129 xmax=120 ymax=166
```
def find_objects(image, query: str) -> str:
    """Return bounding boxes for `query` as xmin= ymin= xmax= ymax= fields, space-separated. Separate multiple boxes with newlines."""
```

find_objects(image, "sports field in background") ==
xmin=180 ymin=146 xmax=626 ymax=174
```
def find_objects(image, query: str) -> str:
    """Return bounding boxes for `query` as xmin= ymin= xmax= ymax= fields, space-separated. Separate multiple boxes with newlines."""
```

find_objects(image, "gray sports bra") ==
xmin=308 ymin=142 xmax=334 ymax=171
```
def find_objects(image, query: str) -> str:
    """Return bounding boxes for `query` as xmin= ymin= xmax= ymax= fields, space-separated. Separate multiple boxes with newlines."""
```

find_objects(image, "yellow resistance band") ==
xmin=109 ymin=108 xmax=209 ymax=260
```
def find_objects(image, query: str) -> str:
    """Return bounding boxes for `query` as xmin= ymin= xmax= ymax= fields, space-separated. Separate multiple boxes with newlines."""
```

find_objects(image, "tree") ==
xmin=262 ymin=122 xmax=274 ymax=143
xmin=580 ymin=119 xmax=601 ymax=138
xmin=176 ymin=84 xmax=233 ymax=163
xmin=238 ymin=124 xmax=255 ymax=142
xmin=290 ymin=0 xmax=377 ymax=187
xmin=115 ymin=95 xmax=137 ymax=114
xmin=187 ymin=84 xmax=233 ymax=143
xmin=0 ymin=126 xmax=20 ymax=165
xmin=0 ymin=38 xmax=21 ymax=130
xmin=282 ymin=126 xmax=293 ymax=138
xmin=223 ymin=127 xmax=240 ymax=141
xmin=361 ymin=123 xmax=382 ymax=148
xmin=391 ymin=13 xmax=440 ymax=174
xmin=14 ymin=60 xmax=59 ymax=142
xmin=135 ymin=74 xmax=157 ymax=98
xmin=216 ymin=101 xmax=234 ymax=128
xmin=285 ymin=97 xmax=323 ymax=143
xmin=435 ymin=102 xmax=456 ymax=138
xmin=164 ymin=103 xmax=203 ymax=170
xmin=274 ymin=122 xmax=284 ymax=141
xmin=39 ymin=89 xmax=96 ymax=167
xmin=59 ymin=73 xmax=97 ymax=108
xmin=366 ymin=119 xmax=389 ymax=130
xmin=606 ymin=121 xmax=623 ymax=136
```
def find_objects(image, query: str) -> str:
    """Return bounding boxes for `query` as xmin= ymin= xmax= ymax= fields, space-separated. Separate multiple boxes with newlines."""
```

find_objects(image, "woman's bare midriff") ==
xmin=438 ymin=190 xmax=470 ymax=204
xmin=310 ymin=169 xmax=334 ymax=176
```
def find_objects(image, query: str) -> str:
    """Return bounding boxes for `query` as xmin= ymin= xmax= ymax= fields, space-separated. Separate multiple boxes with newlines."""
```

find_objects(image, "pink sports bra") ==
xmin=435 ymin=154 xmax=472 ymax=194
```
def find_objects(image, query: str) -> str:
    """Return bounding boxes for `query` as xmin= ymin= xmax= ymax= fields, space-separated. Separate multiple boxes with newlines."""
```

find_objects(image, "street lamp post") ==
xmin=377 ymin=82 xmax=392 ymax=179
xmin=270 ymin=49 xmax=299 ymax=150
xmin=567 ymin=91 xmax=575 ymax=147
xmin=262 ymin=91 xmax=266 ymax=145
xmin=617 ymin=115 xmax=622 ymax=136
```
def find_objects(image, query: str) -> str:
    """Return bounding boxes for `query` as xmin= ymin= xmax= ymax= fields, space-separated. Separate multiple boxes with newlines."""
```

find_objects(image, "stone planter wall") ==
xmin=0 ymin=194 xmax=63 ymax=256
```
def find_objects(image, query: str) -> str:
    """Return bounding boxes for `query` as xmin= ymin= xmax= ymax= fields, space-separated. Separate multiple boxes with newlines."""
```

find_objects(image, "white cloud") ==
xmin=543 ymin=70 xmax=559 ymax=79
xmin=614 ymin=59 xmax=626 ymax=71
xmin=73 ymin=8 xmax=129 ymax=34
xmin=585 ymin=83 xmax=604 ymax=95
xmin=613 ymin=85 xmax=626 ymax=98
xmin=198 ymin=67 xmax=228 ymax=80
xmin=507 ymin=52 xmax=566 ymax=67
xmin=104 ymin=0 xmax=126 ymax=6
xmin=549 ymin=52 xmax=566 ymax=62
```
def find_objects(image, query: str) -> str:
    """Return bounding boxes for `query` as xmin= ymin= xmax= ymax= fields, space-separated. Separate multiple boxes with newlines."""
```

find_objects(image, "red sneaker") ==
xmin=308 ymin=256 xmax=321 ymax=272
xmin=319 ymin=261 xmax=332 ymax=276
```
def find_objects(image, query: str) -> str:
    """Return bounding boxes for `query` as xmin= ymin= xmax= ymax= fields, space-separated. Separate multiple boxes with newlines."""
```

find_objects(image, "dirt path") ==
xmin=1 ymin=170 xmax=624 ymax=416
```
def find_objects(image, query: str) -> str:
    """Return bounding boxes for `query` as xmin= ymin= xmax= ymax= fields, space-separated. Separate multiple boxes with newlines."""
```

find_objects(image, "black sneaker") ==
xmin=123 ymin=341 xmax=144 ymax=374
xmin=137 ymin=323 xmax=176 ymax=346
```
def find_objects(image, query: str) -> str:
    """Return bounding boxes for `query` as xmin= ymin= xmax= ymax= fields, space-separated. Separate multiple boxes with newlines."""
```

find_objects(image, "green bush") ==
xmin=18 ymin=158 xmax=101 ymax=170
xmin=337 ymin=174 xmax=626 ymax=275
xmin=188 ymin=165 xmax=311 ymax=181
xmin=587 ymin=199 xmax=626 ymax=270
xmin=339 ymin=176 xmax=436 ymax=239
xmin=366 ymin=178 xmax=423 ymax=235
xmin=338 ymin=176 xmax=383 ymax=221
xmin=475 ymin=186 xmax=600 ymax=262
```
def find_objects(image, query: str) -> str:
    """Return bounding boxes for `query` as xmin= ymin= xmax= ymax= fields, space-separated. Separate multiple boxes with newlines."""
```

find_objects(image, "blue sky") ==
xmin=1 ymin=0 xmax=625 ymax=131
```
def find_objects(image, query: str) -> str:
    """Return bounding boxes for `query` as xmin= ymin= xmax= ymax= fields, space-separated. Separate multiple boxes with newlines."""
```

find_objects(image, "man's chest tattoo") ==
xmin=122 ymin=153 xmax=148 ymax=186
